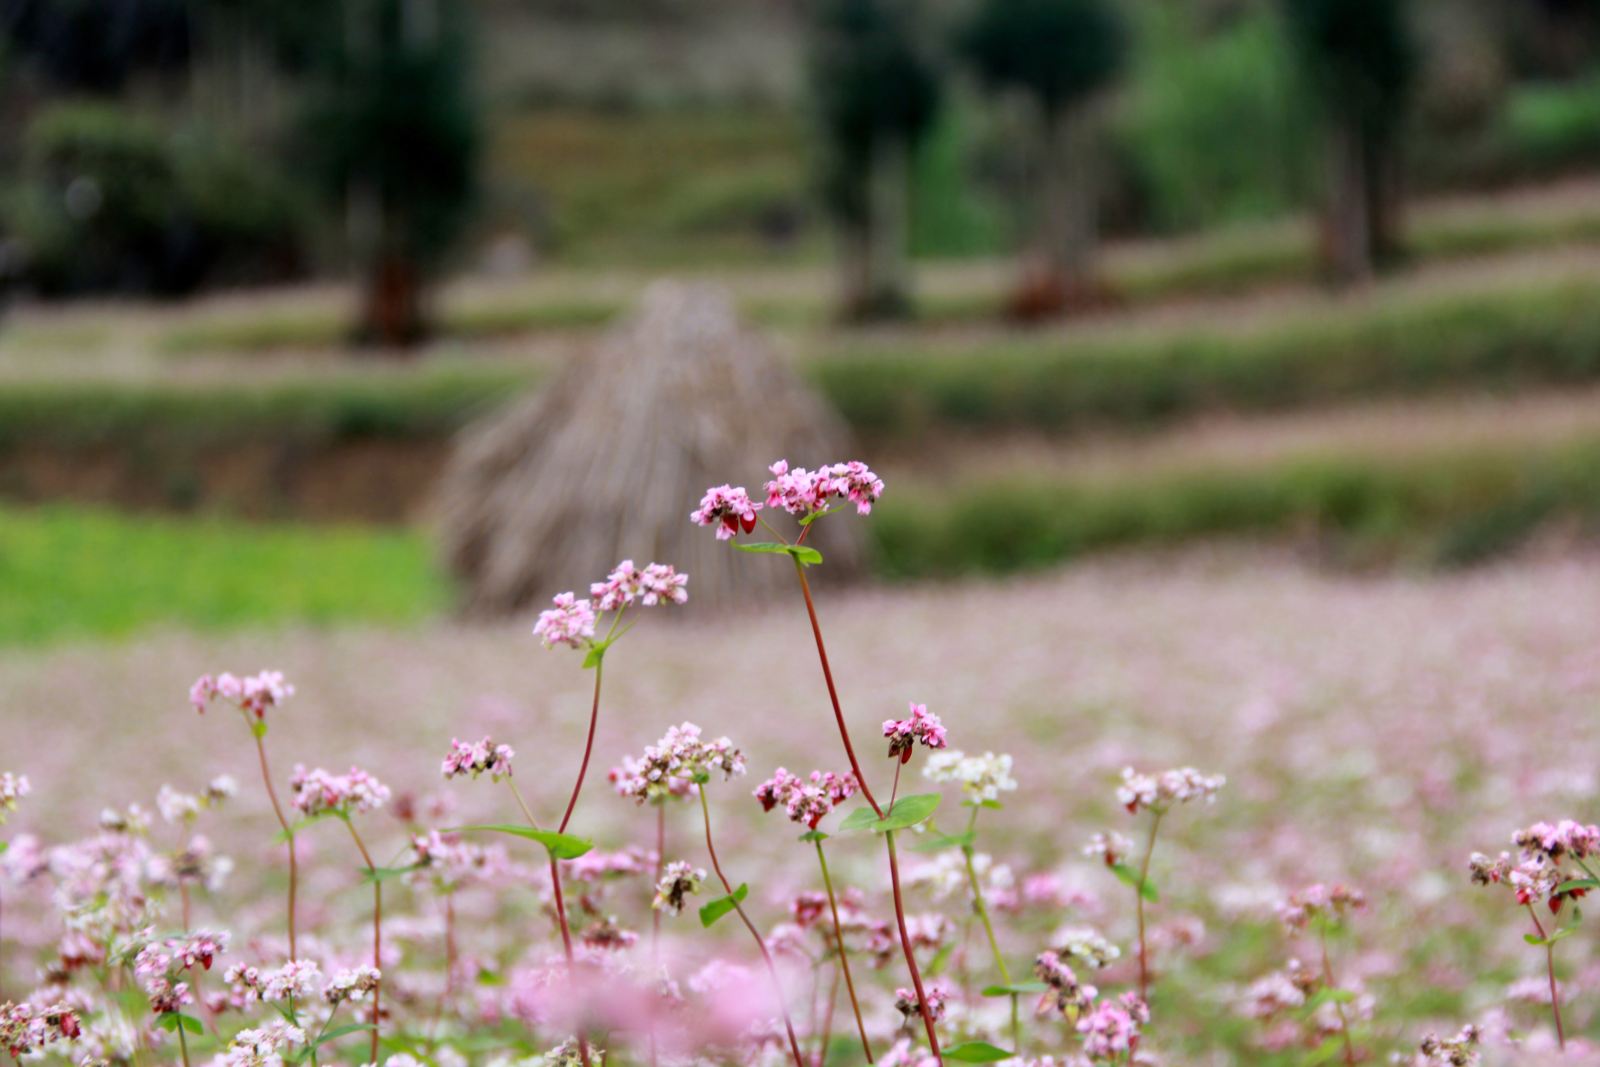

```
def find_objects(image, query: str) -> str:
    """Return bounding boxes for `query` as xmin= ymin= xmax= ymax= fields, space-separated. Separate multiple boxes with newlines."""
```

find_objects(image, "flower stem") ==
xmin=175 ymin=1017 xmax=192 ymax=1067
xmin=887 ymin=830 xmax=943 ymax=1062
xmin=1318 ymin=926 xmax=1356 ymax=1067
xmin=343 ymin=818 xmax=383 ymax=1065
xmin=251 ymin=728 xmax=298 ymax=959
xmin=961 ymin=828 xmax=1017 ymax=1050
xmin=816 ymin=839 xmax=874 ymax=1063
xmin=560 ymin=659 xmax=604 ymax=834
xmin=1527 ymin=904 xmax=1566 ymax=1049
xmin=791 ymin=557 xmax=882 ymax=818
xmin=1135 ymin=812 xmax=1163 ymax=1002
xmin=699 ymin=786 xmax=806 ymax=1067
xmin=650 ymin=804 xmax=665 ymax=1067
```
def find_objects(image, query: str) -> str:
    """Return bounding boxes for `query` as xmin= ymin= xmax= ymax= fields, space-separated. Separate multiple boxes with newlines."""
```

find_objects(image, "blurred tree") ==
xmin=1 ymin=0 xmax=190 ymax=95
xmin=299 ymin=0 xmax=481 ymax=348
xmin=806 ymin=0 xmax=943 ymax=321
xmin=1283 ymin=0 xmax=1418 ymax=284
xmin=959 ymin=0 xmax=1127 ymax=318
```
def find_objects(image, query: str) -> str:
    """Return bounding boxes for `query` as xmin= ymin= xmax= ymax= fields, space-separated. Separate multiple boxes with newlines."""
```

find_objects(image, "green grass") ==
xmin=821 ymin=277 xmax=1600 ymax=440
xmin=0 ymin=505 xmax=448 ymax=645
xmin=872 ymin=434 xmax=1600 ymax=578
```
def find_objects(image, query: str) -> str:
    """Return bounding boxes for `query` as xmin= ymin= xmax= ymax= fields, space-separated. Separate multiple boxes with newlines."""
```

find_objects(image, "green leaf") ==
xmin=982 ymin=981 xmax=1049 ymax=997
xmin=273 ymin=809 xmax=339 ymax=843
xmin=1526 ymin=927 xmax=1578 ymax=947
xmin=945 ymin=1041 xmax=1014 ymax=1062
xmin=1557 ymin=878 xmax=1600 ymax=895
xmin=840 ymin=794 xmax=943 ymax=834
xmin=251 ymin=720 xmax=268 ymax=739
xmin=798 ymin=830 xmax=829 ymax=843
xmin=1304 ymin=987 xmax=1356 ymax=1010
xmin=927 ymin=939 xmax=957 ymax=976
xmin=452 ymin=824 xmax=593 ymax=860
xmin=311 ymin=1023 xmax=375 ymax=1049
xmin=360 ymin=865 xmax=415 ymax=884
xmin=582 ymin=637 xmax=615 ymax=670
xmin=1110 ymin=862 xmax=1158 ymax=902
xmin=733 ymin=541 xmax=824 ymax=566
xmin=699 ymin=883 xmax=749 ymax=928
xmin=158 ymin=1013 xmax=204 ymax=1036
xmin=1305 ymin=1035 xmax=1346 ymax=1066
xmin=910 ymin=830 xmax=975 ymax=853
xmin=0 ymin=840 xmax=8 ymax=855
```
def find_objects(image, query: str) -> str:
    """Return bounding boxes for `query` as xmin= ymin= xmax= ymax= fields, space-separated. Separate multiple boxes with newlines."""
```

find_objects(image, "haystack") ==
xmin=435 ymin=281 xmax=863 ymax=615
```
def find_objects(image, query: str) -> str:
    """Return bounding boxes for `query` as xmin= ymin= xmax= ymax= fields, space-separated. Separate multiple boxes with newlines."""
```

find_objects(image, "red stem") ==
xmin=792 ymin=559 xmax=882 ymax=819
xmin=650 ymin=805 xmax=664 ymax=1067
xmin=253 ymin=730 xmax=298 ymax=959
xmin=887 ymin=831 xmax=943 ymax=1060
xmin=344 ymin=819 xmax=383 ymax=1065
xmin=560 ymin=662 xmax=604 ymax=833
xmin=1135 ymin=812 xmax=1162 ymax=1002
xmin=1318 ymin=928 xmax=1356 ymax=1067
xmin=1527 ymin=905 xmax=1566 ymax=1049
xmin=699 ymin=787 xmax=806 ymax=1067
xmin=816 ymin=840 xmax=874 ymax=1062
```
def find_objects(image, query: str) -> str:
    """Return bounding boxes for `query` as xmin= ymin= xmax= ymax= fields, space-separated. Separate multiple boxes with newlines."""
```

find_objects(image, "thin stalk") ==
xmin=1135 ymin=811 xmax=1164 ymax=1002
xmin=1526 ymin=904 xmax=1566 ymax=1049
xmin=816 ymin=839 xmax=874 ymax=1062
xmin=650 ymin=805 xmax=665 ymax=1067
xmin=886 ymin=831 xmax=942 ymax=1061
xmin=175 ymin=1017 xmax=192 ymax=1067
xmin=818 ymin=963 xmax=842 ymax=1067
xmin=559 ymin=660 xmax=604 ymax=834
xmin=961 ymin=831 xmax=1017 ymax=1050
xmin=698 ymin=787 xmax=806 ymax=1067
xmin=1317 ymin=927 xmax=1356 ymax=1067
xmin=343 ymin=818 xmax=383 ymax=1065
xmin=252 ymin=728 xmax=297 ymax=958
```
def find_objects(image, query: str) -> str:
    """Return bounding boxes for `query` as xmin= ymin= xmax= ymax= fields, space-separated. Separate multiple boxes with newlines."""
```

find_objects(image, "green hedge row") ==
xmin=817 ymin=278 xmax=1600 ymax=439
xmin=870 ymin=436 xmax=1600 ymax=578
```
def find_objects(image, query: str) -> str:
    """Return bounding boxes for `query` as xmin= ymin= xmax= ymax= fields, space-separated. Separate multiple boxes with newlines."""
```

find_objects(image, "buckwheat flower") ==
xmin=1 ymin=1001 xmax=81 ymax=1058
xmin=157 ymin=785 xmax=202 ymax=824
xmin=1116 ymin=766 xmax=1226 ymax=815
xmin=1419 ymin=1025 xmax=1482 ymax=1066
xmin=441 ymin=737 xmax=516 ymax=781
xmin=0 ymin=772 xmax=28 ymax=824
xmin=764 ymin=460 xmax=837 ymax=518
xmin=612 ymin=723 xmax=746 ymax=804
xmin=691 ymin=484 xmax=762 ymax=540
xmin=98 ymin=803 xmax=151 ymax=835
xmin=533 ymin=592 xmax=597 ymax=649
xmin=289 ymin=765 xmax=390 ymax=818
xmin=638 ymin=562 xmax=689 ymax=605
xmin=261 ymin=959 xmax=323 ymax=1002
xmin=1514 ymin=820 xmax=1600 ymax=862
xmin=882 ymin=702 xmax=948 ymax=763
xmin=609 ymin=754 xmax=693 ymax=805
xmin=325 ymin=966 xmax=382 ymax=1005
xmin=531 ymin=1040 xmax=600 ymax=1067
xmin=192 ymin=670 xmax=295 ymax=719
xmin=1084 ymin=831 xmax=1134 ymax=867
xmin=754 ymin=767 xmax=857 ymax=829
xmin=172 ymin=929 xmax=228 ymax=970
xmin=1277 ymin=883 xmax=1366 ymax=932
xmin=1052 ymin=926 xmax=1122 ymax=969
xmin=828 ymin=460 xmax=885 ymax=515
xmin=224 ymin=1020 xmax=305 ymax=1067
xmin=922 ymin=750 xmax=1017 ymax=804
xmin=652 ymin=861 xmax=706 ymax=916
xmin=1036 ymin=949 xmax=1098 ymax=1017
xmin=206 ymin=775 xmax=238 ymax=802
xmin=1077 ymin=994 xmax=1148 ymax=1061
xmin=893 ymin=983 xmax=950 ymax=1023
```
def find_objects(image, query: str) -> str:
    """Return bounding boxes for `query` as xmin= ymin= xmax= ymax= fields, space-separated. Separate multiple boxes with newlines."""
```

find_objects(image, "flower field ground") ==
xmin=4 ymin=546 xmax=1599 ymax=1063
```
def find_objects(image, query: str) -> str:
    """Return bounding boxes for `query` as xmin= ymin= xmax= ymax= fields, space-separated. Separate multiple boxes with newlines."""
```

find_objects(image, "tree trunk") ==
xmin=1320 ymin=117 xmax=1373 ymax=286
xmin=358 ymin=248 xmax=427 ymax=349
xmin=1014 ymin=102 xmax=1101 ymax=320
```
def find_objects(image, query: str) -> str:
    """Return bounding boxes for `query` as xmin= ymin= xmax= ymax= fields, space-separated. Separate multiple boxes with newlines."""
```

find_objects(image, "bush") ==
xmin=2 ymin=102 xmax=306 ymax=297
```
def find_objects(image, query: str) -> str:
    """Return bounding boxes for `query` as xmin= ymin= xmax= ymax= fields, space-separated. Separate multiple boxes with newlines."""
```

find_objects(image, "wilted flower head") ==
xmin=289 ymin=765 xmax=390 ymax=817
xmin=1418 ymin=1025 xmax=1482 ymax=1066
xmin=590 ymin=559 xmax=689 ymax=611
xmin=190 ymin=670 xmax=294 ymax=718
xmin=325 ymin=966 xmax=381 ymax=1005
xmin=753 ymin=767 xmax=858 ymax=829
xmin=0 ymin=772 xmax=29 ymax=824
xmin=893 ymin=983 xmax=950 ymax=1023
xmin=922 ymin=750 xmax=1016 ymax=803
xmin=533 ymin=592 xmax=597 ymax=649
xmin=1036 ymin=949 xmax=1097 ymax=1017
xmin=441 ymin=737 xmax=515 ymax=782
xmin=612 ymin=723 xmax=746 ymax=803
xmin=883 ymin=703 xmax=948 ymax=763
xmin=652 ymin=861 xmax=706 ymax=915
xmin=1117 ymin=766 xmax=1226 ymax=815
xmin=690 ymin=484 xmax=762 ymax=540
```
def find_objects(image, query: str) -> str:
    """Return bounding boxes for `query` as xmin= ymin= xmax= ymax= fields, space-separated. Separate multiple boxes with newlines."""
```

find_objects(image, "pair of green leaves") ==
xmin=837 ymin=794 xmax=942 ymax=834
xmin=1110 ymin=861 xmax=1159 ymax=902
xmin=283 ymin=1023 xmax=376 ymax=1063
xmin=734 ymin=541 xmax=824 ymax=566
xmin=453 ymin=824 xmax=593 ymax=860
xmin=699 ymin=883 xmax=749 ymax=928
xmin=158 ymin=1013 xmax=204 ymax=1037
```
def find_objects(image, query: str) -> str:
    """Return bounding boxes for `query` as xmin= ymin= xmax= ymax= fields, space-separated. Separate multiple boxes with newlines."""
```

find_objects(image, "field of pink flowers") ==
xmin=3 ymin=460 xmax=1600 ymax=1067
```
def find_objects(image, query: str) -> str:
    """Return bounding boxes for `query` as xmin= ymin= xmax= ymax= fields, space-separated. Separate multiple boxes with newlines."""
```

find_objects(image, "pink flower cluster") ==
xmin=883 ymin=702 xmax=948 ymax=763
xmin=1116 ymin=766 xmax=1226 ymax=815
xmin=765 ymin=460 xmax=885 ymax=519
xmin=893 ymin=983 xmax=950 ymax=1023
xmin=590 ymin=560 xmax=689 ymax=611
xmin=753 ymin=767 xmax=858 ymax=829
xmin=441 ymin=736 xmax=515 ymax=782
xmin=690 ymin=484 xmax=762 ymax=540
xmin=1078 ymin=993 xmax=1149 ymax=1061
xmin=1470 ymin=818 xmax=1600 ymax=913
xmin=611 ymin=722 xmax=746 ymax=803
xmin=1084 ymin=830 xmax=1134 ymax=867
xmin=189 ymin=670 xmax=295 ymax=718
xmin=1418 ymin=1025 xmax=1482 ymax=1066
xmin=533 ymin=592 xmax=597 ymax=649
xmin=0 ymin=771 xmax=29 ymax=823
xmin=289 ymin=764 xmax=390 ymax=817
xmin=1276 ymin=883 xmax=1367 ymax=931
xmin=652 ymin=861 xmax=706 ymax=915
xmin=1 ymin=1002 xmax=80 ymax=1058
xmin=1036 ymin=949 xmax=1097 ymax=1017
xmin=135 ymin=931 xmax=228 ymax=1013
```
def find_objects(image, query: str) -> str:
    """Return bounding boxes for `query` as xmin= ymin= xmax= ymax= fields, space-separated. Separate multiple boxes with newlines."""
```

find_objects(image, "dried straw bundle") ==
xmin=435 ymin=281 xmax=862 ymax=615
